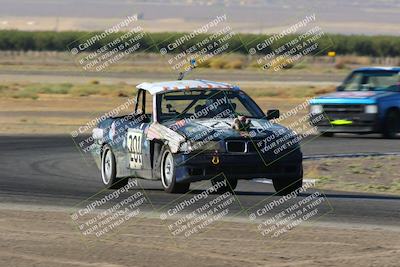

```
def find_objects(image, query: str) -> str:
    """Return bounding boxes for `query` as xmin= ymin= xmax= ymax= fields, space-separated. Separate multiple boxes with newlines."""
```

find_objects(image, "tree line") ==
xmin=0 ymin=30 xmax=399 ymax=57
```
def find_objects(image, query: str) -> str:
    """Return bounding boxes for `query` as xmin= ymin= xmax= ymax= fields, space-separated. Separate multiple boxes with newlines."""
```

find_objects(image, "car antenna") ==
xmin=178 ymin=59 xmax=196 ymax=80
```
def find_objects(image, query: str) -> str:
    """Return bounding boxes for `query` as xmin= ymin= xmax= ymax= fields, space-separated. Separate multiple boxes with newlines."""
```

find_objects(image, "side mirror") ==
xmin=266 ymin=109 xmax=280 ymax=120
xmin=336 ymin=85 xmax=344 ymax=91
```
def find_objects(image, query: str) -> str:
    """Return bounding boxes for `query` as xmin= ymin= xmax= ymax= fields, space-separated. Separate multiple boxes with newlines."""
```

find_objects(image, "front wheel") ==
xmin=382 ymin=110 xmax=399 ymax=139
xmin=160 ymin=147 xmax=190 ymax=193
xmin=273 ymin=167 xmax=303 ymax=195
xmin=273 ymin=177 xmax=303 ymax=196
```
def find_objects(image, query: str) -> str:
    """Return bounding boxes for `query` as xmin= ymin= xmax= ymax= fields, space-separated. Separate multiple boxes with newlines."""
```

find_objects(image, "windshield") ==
xmin=157 ymin=89 xmax=264 ymax=122
xmin=342 ymin=70 xmax=400 ymax=91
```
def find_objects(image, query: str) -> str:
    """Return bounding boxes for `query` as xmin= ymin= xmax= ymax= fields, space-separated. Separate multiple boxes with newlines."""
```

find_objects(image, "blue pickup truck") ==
xmin=310 ymin=67 xmax=400 ymax=138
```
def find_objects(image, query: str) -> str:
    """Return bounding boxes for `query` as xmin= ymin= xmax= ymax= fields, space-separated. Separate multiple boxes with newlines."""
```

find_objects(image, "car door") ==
xmin=124 ymin=89 xmax=153 ymax=179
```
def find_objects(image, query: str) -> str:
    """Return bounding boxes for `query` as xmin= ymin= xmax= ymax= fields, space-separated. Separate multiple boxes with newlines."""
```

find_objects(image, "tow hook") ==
xmin=211 ymin=150 xmax=220 ymax=165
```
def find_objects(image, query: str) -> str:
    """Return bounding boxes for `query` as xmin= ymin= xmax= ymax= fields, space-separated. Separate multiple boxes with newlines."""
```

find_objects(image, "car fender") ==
xmin=146 ymin=122 xmax=185 ymax=153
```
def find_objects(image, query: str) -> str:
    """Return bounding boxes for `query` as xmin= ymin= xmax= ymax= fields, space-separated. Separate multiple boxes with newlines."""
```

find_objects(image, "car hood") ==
xmin=311 ymin=91 xmax=396 ymax=104
xmin=163 ymin=118 xmax=293 ymax=141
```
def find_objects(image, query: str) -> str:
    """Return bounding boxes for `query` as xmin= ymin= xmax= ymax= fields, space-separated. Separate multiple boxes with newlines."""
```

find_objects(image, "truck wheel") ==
xmin=101 ymin=145 xmax=129 ymax=189
xmin=382 ymin=109 xmax=399 ymax=139
xmin=273 ymin=167 xmax=303 ymax=195
xmin=160 ymin=146 xmax=190 ymax=193
xmin=211 ymin=177 xmax=238 ymax=193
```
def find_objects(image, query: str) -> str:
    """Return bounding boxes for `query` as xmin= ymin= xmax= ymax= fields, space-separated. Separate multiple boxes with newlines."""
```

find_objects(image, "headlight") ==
xmin=179 ymin=140 xmax=220 ymax=153
xmin=179 ymin=141 xmax=193 ymax=153
xmin=310 ymin=105 xmax=323 ymax=114
xmin=200 ymin=141 xmax=220 ymax=151
xmin=92 ymin=128 xmax=104 ymax=140
xmin=365 ymin=105 xmax=378 ymax=114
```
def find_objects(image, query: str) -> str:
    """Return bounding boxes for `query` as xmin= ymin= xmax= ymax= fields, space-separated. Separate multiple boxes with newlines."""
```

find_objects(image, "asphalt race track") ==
xmin=0 ymin=134 xmax=399 ymax=227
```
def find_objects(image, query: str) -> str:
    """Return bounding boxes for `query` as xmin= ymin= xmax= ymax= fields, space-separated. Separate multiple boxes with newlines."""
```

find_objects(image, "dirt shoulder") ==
xmin=0 ymin=205 xmax=399 ymax=267
xmin=0 ymin=95 xmax=133 ymax=135
xmin=304 ymin=156 xmax=400 ymax=195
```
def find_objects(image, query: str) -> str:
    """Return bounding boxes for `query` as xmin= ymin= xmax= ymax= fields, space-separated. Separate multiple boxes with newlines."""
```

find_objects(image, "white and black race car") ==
xmin=91 ymin=79 xmax=303 ymax=194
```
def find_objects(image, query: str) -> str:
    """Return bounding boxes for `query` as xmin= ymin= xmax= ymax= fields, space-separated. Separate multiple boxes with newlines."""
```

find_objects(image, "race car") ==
xmin=91 ymin=79 xmax=303 ymax=194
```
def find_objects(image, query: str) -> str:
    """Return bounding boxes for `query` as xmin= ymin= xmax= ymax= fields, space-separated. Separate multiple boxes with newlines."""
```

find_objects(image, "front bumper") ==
xmin=310 ymin=112 xmax=380 ymax=133
xmin=173 ymin=148 xmax=303 ymax=184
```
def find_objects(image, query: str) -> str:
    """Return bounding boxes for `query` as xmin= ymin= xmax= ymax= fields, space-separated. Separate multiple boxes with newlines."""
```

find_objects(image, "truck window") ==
xmin=343 ymin=71 xmax=400 ymax=91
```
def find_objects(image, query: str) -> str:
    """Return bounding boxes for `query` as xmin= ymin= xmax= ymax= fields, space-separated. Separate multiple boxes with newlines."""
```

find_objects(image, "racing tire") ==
xmin=272 ymin=167 xmax=303 ymax=196
xmin=382 ymin=109 xmax=399 ymax=139
xmin=101 ymin=145 xmax=129 ymax=189
xmin=159 ymin=146 xmax=190 ymax=194
xmin=211 ymin=177 xmax=238 ymax=194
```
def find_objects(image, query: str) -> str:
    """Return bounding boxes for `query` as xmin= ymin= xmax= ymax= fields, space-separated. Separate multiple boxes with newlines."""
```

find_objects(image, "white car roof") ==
xmin=136 ymin=79 xmax=239 ymax=95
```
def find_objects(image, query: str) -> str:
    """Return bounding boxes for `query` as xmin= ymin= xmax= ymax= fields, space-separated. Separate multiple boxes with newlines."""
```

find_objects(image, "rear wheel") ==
xmin=101 ymin=145 xmax=129 ymax=189
xmin=160 ymin=147 xmax=190 ymax=193
xmin=382 ymin=109 xmax=399 ymax=139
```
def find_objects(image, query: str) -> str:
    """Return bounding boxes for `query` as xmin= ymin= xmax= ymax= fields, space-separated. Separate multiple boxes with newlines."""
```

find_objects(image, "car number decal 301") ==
xmin=127 ymin=129 xmax=143 ymax=169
